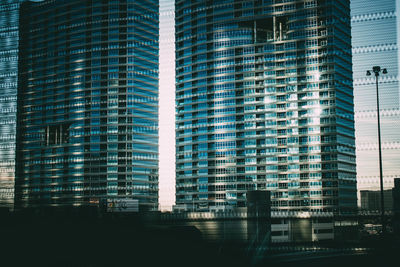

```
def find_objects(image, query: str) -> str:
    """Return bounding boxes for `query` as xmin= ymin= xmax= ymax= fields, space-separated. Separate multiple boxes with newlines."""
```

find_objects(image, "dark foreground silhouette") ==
xmin=1 ymin=208 xmax=399 ymax=267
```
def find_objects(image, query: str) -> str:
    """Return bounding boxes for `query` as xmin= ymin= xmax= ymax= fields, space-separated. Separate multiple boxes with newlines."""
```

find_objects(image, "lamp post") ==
xmin=366 ymin=66 xmax=387 ymax=235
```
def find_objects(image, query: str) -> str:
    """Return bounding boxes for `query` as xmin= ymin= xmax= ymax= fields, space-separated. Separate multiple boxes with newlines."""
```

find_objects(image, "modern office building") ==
xmin=394 ymin=178 xmax=400 ymax=211
xmin=0 ymin=0 xmax=24 ymax=209
xmin=351 ymin=0 xmax=400 ymax=196
xmin=394 ymin=178 xmax=400 ymax=235
xmin=360 ymin=189 xmax=393 ymax=211
xmin=15 ymin=0 xmax=159 ymax=209
xmin=175 ymin=0 xmax=356 ymax=212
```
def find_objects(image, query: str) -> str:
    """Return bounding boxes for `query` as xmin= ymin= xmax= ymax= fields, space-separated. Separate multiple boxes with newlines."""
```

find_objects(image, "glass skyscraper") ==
xmin=175 ymin=0 xmax=356 ymax=212
xmin=0 ymin=0 xmax=23 ymax=209
xmin=15 ymin=0 xmax=159 ymax=209
xmin=351 ymin=0 xmax=400 ymax=194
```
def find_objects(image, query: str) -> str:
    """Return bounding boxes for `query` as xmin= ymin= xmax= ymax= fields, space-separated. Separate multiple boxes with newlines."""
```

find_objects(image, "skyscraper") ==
xmin=351 ymin=0 xmax=400 ymax=195
xmin=175 ymin=0 xmax=356 ymax=212
xmin=0 ymin=0 xmax=23 ymax=209
xmin=15 ymin=0 xmax=159 ymax=209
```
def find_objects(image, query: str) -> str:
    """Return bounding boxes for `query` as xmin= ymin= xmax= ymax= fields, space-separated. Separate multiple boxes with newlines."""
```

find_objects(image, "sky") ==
xmin=158 ymin=0 xmax=175 ymax=211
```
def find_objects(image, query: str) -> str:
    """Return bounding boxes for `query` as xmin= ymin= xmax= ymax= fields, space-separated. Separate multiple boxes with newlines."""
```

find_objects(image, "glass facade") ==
xmin=175 ymin=0 xmax=356 ymax=212
xmin=0 ymin=0 xmax=22 ymax=208
xmin=15 ymin=0 xmax=159 ymax=209
xmin=351 ymin=0 xmax=400 ymax=193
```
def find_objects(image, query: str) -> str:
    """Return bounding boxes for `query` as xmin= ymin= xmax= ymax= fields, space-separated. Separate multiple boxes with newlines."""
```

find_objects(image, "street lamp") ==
xmin=366 ymin=66 xmax=387 ymax=235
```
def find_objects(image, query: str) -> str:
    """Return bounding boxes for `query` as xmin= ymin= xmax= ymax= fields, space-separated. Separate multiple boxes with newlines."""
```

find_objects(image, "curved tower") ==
xmin=15 ymin=0 xmax=159 ymax=209
xmin=0 ymin=0 xmax=23 ymax=209
xmin=175 ymin=0 xmax=356 ymax=212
